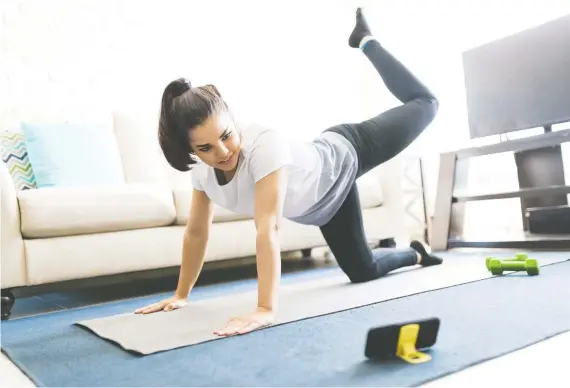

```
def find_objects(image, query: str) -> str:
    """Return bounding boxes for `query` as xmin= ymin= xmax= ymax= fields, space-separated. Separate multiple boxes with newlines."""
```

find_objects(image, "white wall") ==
xmin=0 ymin=0 xmax=368 ymax=139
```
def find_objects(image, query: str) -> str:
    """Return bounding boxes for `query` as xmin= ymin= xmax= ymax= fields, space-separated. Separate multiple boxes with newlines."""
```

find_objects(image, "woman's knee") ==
xmin=341 ymin=262 xmax=379 ymax=283
xmin=332 ymin=250 xmax=375 ymax=283
xmin=348 ymin=273 xmax=376 ymax=283
xmin=417 ymin=95 xmax=439 ymax=122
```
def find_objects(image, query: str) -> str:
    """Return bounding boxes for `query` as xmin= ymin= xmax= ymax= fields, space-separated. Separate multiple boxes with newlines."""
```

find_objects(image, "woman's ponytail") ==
xmin=158 ymin=78 xmax=228 ymax=171
xmin=158 ymin=78 xmax=193 ymax=171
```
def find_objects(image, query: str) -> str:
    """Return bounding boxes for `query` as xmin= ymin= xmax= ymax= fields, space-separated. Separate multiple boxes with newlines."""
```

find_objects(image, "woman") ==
xmin=135 ymin=8 xmax=443 ymax=336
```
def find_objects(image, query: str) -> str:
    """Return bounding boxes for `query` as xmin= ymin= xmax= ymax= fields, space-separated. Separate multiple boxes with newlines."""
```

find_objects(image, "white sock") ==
xmin=359 ymin=35 xmax=375 ymax=50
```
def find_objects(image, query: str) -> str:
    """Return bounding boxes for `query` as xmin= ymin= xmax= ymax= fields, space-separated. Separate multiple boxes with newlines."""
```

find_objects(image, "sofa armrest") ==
xmin=1 ymin=162 xmax=27 ymax=288
xmin=370 ymin=155 xmax=409 ymax=244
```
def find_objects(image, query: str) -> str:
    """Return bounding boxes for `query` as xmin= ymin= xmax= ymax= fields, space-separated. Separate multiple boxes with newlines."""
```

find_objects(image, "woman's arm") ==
xmin=253 ymin=168 xmax=288 ymax=312
xmin=175 ymin=189 xmax=215 ymax=299
xmin=136 ymin=189 xmax=214 ymax=314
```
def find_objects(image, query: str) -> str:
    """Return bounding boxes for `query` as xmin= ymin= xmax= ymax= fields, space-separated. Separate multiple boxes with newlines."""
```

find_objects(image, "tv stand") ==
xmin=431 ymin=128 xmax=570 ymax=251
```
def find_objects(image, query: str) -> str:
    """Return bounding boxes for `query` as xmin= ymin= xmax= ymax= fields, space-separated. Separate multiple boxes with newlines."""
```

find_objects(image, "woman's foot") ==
xmin=349 ymin=8 xmax=373 ymax=48
xmin=410 ymin=240 xmax=443 ymax=266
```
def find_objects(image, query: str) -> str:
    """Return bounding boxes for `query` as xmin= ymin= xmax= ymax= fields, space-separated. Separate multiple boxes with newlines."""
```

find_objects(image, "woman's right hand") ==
xmin=134 ymin=295 xmax=188 ymax=314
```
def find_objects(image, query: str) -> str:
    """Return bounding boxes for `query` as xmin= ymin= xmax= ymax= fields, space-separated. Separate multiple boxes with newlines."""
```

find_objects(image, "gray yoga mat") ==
xmin=76 ymin=255 xmax=565 ymax=355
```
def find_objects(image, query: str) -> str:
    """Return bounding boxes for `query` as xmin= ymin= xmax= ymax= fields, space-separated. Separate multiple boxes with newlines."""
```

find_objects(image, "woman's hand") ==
xmin=214 ymin=307 xmax=275 ymax=336
xmin=134 ymin=295 xmax=188 ymax=314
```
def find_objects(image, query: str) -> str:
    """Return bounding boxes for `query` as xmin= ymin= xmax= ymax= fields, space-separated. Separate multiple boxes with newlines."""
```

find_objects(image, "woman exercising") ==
xmin=135 ymin=8 xmax=443 ymax=336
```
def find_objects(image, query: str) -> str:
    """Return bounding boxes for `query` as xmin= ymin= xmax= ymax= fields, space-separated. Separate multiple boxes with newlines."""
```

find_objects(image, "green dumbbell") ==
xmin=488 ymin=258 xmax=540 ymax=276
xmin=485 ymin=253 xmax=528 ymax=270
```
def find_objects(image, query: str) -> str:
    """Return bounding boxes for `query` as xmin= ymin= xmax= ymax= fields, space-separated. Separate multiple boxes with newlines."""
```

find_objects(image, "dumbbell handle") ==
xmin=486 ymin=256 xmax=529 ymax=270
xmin=498 ymin=261 xmax=528 ymax=270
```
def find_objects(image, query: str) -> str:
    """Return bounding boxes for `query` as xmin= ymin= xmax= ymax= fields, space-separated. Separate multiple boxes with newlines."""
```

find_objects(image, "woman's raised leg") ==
xmin=319 ymin=8 xmax=443 ymax=283
xmin=329 ymin=8 xmax=439 ymax=177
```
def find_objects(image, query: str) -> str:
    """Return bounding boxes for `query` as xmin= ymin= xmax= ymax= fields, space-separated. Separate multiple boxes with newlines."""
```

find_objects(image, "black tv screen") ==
xmin=462 ymin=14 xmax=570 ymax=139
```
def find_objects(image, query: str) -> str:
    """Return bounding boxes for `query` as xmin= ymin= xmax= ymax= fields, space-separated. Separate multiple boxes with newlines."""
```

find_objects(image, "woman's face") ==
xmin=189 ymin=113 xmax=241 ymax=172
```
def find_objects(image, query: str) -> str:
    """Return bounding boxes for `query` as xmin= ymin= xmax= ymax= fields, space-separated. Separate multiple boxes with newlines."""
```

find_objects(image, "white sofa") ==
xmin=0 ymin=110 xmax=409 ymax=316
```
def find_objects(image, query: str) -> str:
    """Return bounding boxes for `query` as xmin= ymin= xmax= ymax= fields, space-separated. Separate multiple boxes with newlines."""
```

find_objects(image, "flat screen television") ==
xmin=462 ymin=14 xmax=570 ymax=139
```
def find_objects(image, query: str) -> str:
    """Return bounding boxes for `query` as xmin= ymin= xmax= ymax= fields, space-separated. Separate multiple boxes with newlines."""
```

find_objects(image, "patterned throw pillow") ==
xmin=0 ymin=131 xmax=37 ymax=190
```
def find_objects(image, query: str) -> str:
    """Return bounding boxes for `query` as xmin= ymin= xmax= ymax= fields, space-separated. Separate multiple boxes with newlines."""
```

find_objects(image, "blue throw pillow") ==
xmin=21 ymin=122 xmax=125 ymax=188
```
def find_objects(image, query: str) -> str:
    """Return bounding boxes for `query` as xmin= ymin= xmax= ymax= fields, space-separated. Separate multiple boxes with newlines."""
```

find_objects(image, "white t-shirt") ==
xmin=191 ymin=122 xmax=358 ymax=226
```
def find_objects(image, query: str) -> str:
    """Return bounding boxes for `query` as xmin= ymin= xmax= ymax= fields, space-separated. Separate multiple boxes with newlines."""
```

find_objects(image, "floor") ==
xmin=1 ymin=248 xmax=569 ymax=387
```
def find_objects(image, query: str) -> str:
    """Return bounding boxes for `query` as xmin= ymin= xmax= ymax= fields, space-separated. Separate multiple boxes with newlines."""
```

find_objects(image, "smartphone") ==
xmin=364 ymin=317 xmax=441 ymax=359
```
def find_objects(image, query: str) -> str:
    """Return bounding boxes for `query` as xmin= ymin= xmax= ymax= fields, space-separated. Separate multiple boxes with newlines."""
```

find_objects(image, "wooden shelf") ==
xmin=453 ymin=185 xmax=570 ymax=203
xmin=446 ymin=128 xmax=570 ymax=159
xmin=448 ymin=234 xmax=570 ymax=250
xmin=432 ymin=128 xmax=570 ymax=251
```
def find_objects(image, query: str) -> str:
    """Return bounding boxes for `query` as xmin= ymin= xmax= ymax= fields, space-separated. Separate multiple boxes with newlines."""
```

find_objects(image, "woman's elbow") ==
xmin=256 ymin=216 xmax=281 ymax=239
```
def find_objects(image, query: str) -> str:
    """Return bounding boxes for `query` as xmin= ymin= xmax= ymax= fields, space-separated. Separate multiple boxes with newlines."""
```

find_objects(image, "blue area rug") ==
xmin=2 ymin=257 xmax=570 ymax=387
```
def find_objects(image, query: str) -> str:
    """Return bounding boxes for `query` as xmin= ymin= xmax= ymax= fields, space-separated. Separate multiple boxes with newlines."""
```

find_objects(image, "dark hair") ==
xmin=158 ymin=78 xmax=228 ymax=171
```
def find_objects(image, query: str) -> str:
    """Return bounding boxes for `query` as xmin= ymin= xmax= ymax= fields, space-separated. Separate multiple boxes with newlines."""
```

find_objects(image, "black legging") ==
xmin=321 ymin=39 xmax=438 ymax=283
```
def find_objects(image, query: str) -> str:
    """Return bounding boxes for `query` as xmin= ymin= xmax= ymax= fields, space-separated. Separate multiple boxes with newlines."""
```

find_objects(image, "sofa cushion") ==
xmin=356 ymin=173 xmax=384 ymax=209
xmin=18 ymin=184 xmax=176 ymax=238
xmin=112 ymin=110 xmax=171 ymax=185
xmin=173 ymin=188 xmax=251 ymax=225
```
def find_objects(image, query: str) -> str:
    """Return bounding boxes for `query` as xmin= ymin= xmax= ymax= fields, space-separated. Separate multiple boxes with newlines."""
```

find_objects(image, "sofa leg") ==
xmin=301 ymin=248 xmax=312 ymax=258
xmin=323 ymin=249 xmax=334 ymax=263
xmin=378 ymin=237 xmax=397 ymax=248
xmin=1 ymin=289 xmax=15 ymax=321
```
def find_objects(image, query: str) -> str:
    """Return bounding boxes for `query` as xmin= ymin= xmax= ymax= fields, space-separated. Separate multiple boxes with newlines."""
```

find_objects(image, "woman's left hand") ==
xmin=214 ymin=307 xmax=276 ymax=336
